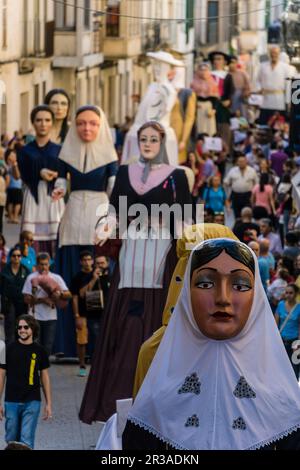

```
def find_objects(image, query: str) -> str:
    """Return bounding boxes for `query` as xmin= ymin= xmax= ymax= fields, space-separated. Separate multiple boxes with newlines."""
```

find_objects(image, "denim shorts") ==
xmin=5 ymin=400 xmax=41 ymax=449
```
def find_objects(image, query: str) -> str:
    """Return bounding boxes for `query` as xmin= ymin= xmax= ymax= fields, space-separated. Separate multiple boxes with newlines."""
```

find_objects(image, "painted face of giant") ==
xmin=33 ymin=111 xmax=53 ymax=138
xmin=190 ymin=250 xmax=254 ymax=340
xmin=75 ymin=110 xmax=101 ymax=143
xmin=213 ymin=54 xmax=226 ymax=70
xmin=152 ymin=60 xmax=171 ymax=83
xmin=48 ymin=93 xmax=69 ymax=121
xmin=138 ymin=126 xmax=161 ymax=160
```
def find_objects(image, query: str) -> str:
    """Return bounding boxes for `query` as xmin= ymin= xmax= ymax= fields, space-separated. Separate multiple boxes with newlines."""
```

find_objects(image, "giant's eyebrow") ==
xmin=195 ymin=267 xmax=217 ymax=274
xmin=195 ymin=268 xmax=252 ymax=275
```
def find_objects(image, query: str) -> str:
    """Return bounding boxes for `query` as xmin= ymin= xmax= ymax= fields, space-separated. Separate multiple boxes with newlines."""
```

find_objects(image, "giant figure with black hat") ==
xmin=208 ymin=51 xmax=235 ymax=148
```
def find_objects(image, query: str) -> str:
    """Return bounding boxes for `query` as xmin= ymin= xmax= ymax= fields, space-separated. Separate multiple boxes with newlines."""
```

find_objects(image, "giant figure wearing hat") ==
xmin=208 ymin=51 xmax=235 ymax=148
xmin=121 ymin=51 xmax=183 ymax=166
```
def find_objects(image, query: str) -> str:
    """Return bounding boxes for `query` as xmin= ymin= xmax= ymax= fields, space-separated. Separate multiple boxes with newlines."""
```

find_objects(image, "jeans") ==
xmin=87 ymin=318 xmax=101 ymax=357
xmin=37 ymin=320 xmax=57 ymax=356
xmin=5 ymin=401 xmax=41 ymax=449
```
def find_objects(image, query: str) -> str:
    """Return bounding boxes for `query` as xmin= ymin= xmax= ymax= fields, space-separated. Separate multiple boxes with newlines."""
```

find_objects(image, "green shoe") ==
xmin=78 ymin=367 xmax=87 ymax=377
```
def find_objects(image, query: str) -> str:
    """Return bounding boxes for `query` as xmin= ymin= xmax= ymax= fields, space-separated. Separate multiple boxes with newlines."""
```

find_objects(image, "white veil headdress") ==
xmin=128 ymin=238 xmax=300 ymax=450
xmin=59 ymin=105 xmax=118 ymax=173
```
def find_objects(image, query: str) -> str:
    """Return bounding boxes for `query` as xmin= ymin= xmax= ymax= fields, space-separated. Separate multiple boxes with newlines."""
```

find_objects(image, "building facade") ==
xmin=0 ymin=0 xmax=55 ymax=135
xmin=194 ymin=0 xmax=237 ymax=59
xmin=52 ymin=0 xmax=103 ymax=115
xmin=0 ymin=0 xmax=196 ymax=133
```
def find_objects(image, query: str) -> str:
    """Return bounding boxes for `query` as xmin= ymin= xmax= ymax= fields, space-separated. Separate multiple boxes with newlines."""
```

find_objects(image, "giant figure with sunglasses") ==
xmin=0 ymin=315 xmax=52 ymax=449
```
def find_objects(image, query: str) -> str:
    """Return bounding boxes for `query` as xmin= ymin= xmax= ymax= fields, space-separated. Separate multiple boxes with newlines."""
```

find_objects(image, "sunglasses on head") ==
xmin=17 ymin=325 xmax=30 ymax=330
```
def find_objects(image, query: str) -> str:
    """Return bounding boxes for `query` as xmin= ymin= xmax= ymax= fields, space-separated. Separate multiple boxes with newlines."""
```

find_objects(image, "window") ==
xmin=0 ymin=81 xmax=6 ymax=135
xmin=55 ymin=0 xmax=76 ymax=30
xmin=20 ymin=92 xmax=30 ymax=134
xmin=2 ymin=0 xmax=7 ymax=48
xmin=106 ymin=0 xmax=120 ymax=37
xmin=207 ymin=1 xmax=219 ymax=45
xmin=1 ymin=103 xmax=7 ymax=135
xmin=94 ymin=75 xmax=100 ymax=106
xmin=34 ymin=84 xmax=39 ymax=106
xmin=108 ymin=76 xmax=115 ymax=124
xmin=34 ymin=0 xmax=41 ymax=54
xmin=42 ymin=81 xmax=47 ymax=101
xmin=186 ymin=0 xmax=194 ymax=43
xmin=84 ymin=0 xmax=90 ymax=29
xmin=230 ymin=0 xmax=238 ymax=37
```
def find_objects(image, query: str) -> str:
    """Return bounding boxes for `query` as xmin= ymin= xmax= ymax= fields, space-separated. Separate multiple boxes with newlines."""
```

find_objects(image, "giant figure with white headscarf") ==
xmin=121 ymin=51 xmax=182 ymax=166
xmin=123 ymin=238 xmax=300 ymax=450
xmin=52 ymin=105 xmax=119 ymax=356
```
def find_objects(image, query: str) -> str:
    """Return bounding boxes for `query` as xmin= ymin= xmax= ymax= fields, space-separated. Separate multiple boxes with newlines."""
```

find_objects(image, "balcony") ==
xmin=102 ymin=36 xmax=141 ymax=58
xmin=52 ymin=30 xmax=103 ymax=68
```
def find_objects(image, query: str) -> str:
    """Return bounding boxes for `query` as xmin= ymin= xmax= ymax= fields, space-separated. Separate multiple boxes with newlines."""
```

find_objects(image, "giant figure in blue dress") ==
xmin=52 ymin=105 xmax=119 ymax=356
xmin=17 ymin=105 xmax=65 ymax=258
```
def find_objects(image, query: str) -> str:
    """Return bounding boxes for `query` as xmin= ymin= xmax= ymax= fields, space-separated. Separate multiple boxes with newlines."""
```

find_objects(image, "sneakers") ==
xmin=78 ymin=367 xmax=87 ymax=377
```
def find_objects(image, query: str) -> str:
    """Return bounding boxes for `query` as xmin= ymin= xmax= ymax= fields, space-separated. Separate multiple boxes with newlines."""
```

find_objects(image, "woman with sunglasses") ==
xmin=0 ymin=247 xmax=30 ymax=344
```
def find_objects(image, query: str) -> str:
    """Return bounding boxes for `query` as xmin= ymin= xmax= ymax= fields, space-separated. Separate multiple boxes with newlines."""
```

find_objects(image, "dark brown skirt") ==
xmin=79 ymin=242 xmax=178 ymax=423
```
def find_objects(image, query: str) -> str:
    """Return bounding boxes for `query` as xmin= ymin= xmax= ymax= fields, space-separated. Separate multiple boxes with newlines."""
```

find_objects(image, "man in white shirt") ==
xmin=256 ymin=46 xmax=293 ymax=125
xmin=22 ymin=252 xmax=71 ymax=356
xmin=224 ymin=155 xmax=258 ymax=218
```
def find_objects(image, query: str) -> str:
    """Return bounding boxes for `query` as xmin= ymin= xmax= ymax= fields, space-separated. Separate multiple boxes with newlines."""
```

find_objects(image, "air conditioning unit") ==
xmin=19 ymin=58 xmax=34 ymax=74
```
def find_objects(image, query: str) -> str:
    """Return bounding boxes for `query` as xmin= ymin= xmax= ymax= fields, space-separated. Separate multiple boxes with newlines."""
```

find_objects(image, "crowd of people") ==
xmin=0 ymin=44 xmax=300 ymax=450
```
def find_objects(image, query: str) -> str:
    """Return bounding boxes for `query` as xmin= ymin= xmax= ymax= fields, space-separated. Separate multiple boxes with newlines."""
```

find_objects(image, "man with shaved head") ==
xmin=232 ymin=206 xmax=260 ymax=243
xmin=248 ymin=240 xmax=270 ymax=292
xmin=258 ymin=219 xmax=283 ymax=256
xmin=259 ymin=237 xmax=275 ymax=277
xmin=256 ymin=46 xmax=293 ymax=124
